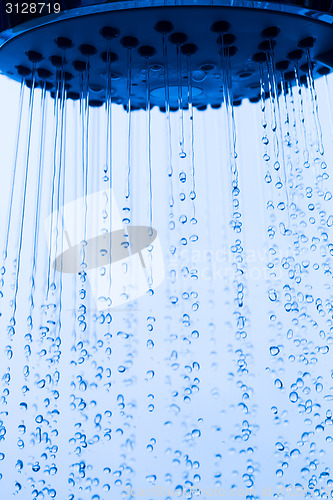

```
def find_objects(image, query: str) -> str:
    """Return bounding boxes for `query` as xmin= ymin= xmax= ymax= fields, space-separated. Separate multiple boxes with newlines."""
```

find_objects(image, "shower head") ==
xmin=0 ymin=0 xmax=333 ymax=108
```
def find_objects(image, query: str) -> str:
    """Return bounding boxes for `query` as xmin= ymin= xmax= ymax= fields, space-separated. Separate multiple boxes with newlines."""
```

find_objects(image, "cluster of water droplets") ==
xmin=255 ymin=45 xmax=333 ymax=496
xmin=0 ymin=36 xmax=333 ymax=500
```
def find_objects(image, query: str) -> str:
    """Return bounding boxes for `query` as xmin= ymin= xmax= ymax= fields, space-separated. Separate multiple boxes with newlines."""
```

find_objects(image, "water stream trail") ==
xmin=305 ymin=49 xmax=324 ymax=157
xmin=292 ymin=59 xmax=330 ymax=222
xmin=46 ymin=62 xmax=66 ymax=300
xmin=162 ymin=34 xmax=174 ymax=210
xmin=279 ymin=69 xmax=294 ymax=193
xmin=125 ymin=47 xmax=133 ymax=209
xmin=293 ymin=61 xmax=310 ymax=171
xmin=57 ymin=79 xmax=67 ymax=330
xmin=28 ymin=83 xmax=47 ymax=323
xmin=76 ymin=65 xmax=90 ymax=338
xmin=186 ymin=53 xmax=196 ymax=224
xmin=0 ymin=80 xmax=25 ymax=272
xmin=160 ymin=33 xmax=177 ymax=359
xmin=304 ymin=58 xmax=329 ymax=211
xmin=9 ymin=71 xmax=36 ymax=330
xmin=81 ymin=66 xmax=90 ymax=269
xmin=266 ymin=45 xmax=290 ymax=226
xmin=105 ymin=41 xmax=113 ymax=295
xmin=145 ymin=58 xmax=153 ymax=288
xmin=48 ymin=69 xmax=67 ymax=339
xmin=324 ymin=73 xmax=333 ymax=141
xmin=280 ymin=71 xmax=292 ymax=147
xmin=259 ymin=64 xmax=273 ymax=189
xmin=286 ymin=80 xmax=302 ymax=192
xmin=177 ymin=44 xmax=186 ymax=159
xmin=146 ymin=60 xmax=153 ymax=238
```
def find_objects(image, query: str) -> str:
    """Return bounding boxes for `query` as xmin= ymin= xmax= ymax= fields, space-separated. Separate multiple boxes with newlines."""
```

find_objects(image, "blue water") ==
xmin=0 ymin=52 xmax=333 ymax=499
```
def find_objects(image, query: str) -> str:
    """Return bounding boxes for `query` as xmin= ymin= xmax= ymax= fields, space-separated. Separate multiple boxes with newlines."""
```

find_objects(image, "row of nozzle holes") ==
xmin=14 ymin=20 xmax=330 ymax=108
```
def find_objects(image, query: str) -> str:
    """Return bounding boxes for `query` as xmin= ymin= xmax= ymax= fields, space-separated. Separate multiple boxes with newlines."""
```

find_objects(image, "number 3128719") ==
xmin=5 ymin=3 xmax=61 ymax=14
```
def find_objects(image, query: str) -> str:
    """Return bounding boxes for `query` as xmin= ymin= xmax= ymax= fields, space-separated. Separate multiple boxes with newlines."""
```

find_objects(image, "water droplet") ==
xmin=289 ymin=391 xmax=298 ymax=403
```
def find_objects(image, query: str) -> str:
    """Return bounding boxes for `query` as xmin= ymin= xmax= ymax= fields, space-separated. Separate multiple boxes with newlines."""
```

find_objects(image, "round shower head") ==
xmin=0 ymin=0 xmax=333 ymax=108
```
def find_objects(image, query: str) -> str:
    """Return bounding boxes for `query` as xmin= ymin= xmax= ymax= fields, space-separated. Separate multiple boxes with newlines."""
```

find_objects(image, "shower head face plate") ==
xmin=0 ymin=0 xmax=333 ymax=108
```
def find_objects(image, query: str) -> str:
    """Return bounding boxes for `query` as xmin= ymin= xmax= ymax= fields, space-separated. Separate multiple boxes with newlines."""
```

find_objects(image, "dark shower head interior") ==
xmin=0 ymin=0 xmax=333 ymax=109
